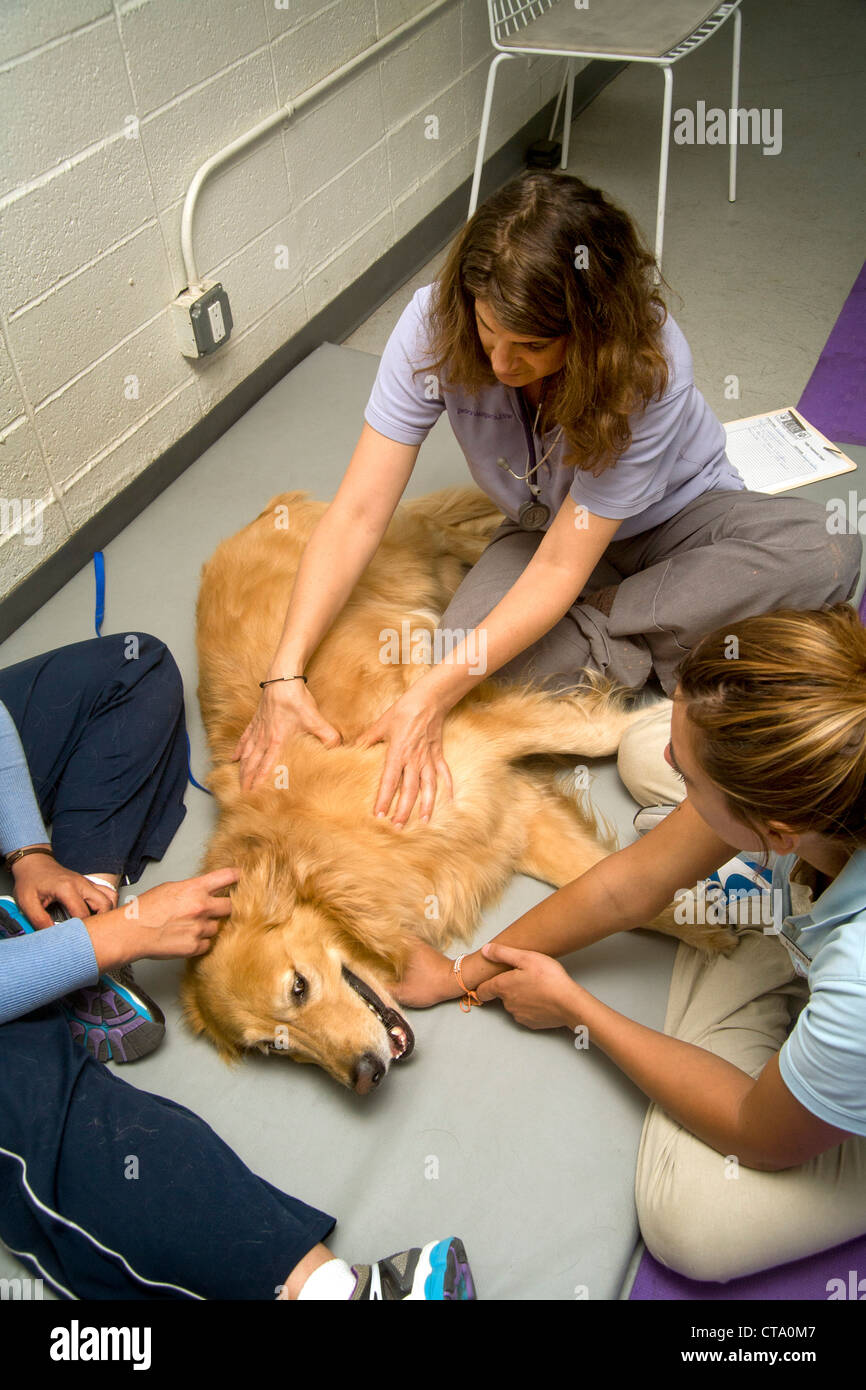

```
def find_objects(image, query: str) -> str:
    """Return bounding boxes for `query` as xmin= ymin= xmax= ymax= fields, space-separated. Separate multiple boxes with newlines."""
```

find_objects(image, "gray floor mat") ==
xmin=0 ymin=342 xmax=861 ymax=1301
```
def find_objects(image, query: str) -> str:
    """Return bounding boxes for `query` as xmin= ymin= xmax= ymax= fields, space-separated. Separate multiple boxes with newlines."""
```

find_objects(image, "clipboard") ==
xmin=722 ymin=407 xmax=857 ymax=494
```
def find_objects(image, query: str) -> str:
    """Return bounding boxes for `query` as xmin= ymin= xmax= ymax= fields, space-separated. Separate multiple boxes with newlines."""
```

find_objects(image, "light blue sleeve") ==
xmin=363 ymin=286 xmax=446 ymax=445
xmin=0 ymin=918 xmax=99 ymax=1025
xmin=0 ymin=699 xmax=50 ymax=856
xmin=778 ymin=976 xmax=866 ymax=1136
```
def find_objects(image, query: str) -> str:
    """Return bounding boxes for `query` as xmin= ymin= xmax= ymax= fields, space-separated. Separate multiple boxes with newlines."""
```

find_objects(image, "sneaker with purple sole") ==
xmin=0 ymin=896 xmax=165 ymax=1062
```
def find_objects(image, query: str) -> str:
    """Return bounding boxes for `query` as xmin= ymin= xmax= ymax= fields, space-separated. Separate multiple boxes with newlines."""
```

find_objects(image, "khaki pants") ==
xmin=616 ymin=699 xmax=681 ymax=806
xmin=634 ymin=929 xmax=866 ymax=1283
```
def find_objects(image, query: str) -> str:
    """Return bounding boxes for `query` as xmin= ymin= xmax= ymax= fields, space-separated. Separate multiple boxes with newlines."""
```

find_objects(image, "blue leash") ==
xmin=92 ymin=552 xmax=212 ymax=796
xmin=185 ymin=732 xmax=212 ymax=794
xmin=93 ymin=550 xmax=105 ymax=637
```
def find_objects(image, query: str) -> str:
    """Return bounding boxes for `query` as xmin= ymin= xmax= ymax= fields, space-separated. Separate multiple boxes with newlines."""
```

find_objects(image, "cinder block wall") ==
xmin=0 ymin=0 xmax=569 ymax=599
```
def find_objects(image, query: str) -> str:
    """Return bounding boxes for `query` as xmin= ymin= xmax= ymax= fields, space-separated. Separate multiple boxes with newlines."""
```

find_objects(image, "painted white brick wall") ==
xmin=0 ymin=0 xmax=572 ymax=598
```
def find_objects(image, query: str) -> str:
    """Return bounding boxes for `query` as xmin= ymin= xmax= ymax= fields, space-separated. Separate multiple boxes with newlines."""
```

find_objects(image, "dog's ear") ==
xmin=232 ymin=848 xmax=298 ymax=928
xmin=179 ymin=963 xmax=244 ymax=1064
xmin=205 ymin=821 xmax=298 ymax=925
xmin=291 ymin=854 xmax=411 ymax=972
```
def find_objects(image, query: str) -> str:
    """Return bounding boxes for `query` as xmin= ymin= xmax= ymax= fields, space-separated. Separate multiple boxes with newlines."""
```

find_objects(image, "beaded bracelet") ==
xmin=453 ymin=954 xmax=482 ymax=1012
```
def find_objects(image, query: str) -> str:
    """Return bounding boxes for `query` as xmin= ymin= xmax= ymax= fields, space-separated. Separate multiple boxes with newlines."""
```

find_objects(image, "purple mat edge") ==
xmin=796 ymin=260 xmax=866 ymax=448
xmin=629 ymin=1232 xmax=866 ymax=1302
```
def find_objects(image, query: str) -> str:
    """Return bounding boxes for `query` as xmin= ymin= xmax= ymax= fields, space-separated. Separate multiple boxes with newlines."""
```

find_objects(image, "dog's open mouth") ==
xmin=342 ymin=966 xmax=415 ymax=1061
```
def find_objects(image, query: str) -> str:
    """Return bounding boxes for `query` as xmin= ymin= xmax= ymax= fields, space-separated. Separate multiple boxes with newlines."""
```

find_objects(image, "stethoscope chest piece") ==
xmin=518 ymin=499 xmax=551 ymax=530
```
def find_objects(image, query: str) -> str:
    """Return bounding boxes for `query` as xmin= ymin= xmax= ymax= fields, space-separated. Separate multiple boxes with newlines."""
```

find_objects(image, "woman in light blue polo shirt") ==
xmin=236 ymin=169 xmax=860 ymax=829
xmin=405 ymin=602 xmax=866 ymax=1281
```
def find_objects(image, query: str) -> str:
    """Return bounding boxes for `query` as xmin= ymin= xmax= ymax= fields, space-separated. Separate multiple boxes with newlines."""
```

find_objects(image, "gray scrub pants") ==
xmin=436 ymin=487 xmax=862 ymax=698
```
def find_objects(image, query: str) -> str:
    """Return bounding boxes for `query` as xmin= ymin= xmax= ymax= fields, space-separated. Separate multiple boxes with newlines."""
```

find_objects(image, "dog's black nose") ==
xmin=353 ymin=1052 xmax=385 ymax=1094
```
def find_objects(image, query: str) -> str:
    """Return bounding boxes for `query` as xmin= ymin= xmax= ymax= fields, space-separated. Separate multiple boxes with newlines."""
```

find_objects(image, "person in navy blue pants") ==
xmin=0 ymin=991 xmax=337 ymax=1300
xmin=0 ymin=632 xmax=188 ymax=888
xmin=0 ymin=631 xmax=334 ymax=1299
xmin=0 ymin=632 xmax=473 ymax=1301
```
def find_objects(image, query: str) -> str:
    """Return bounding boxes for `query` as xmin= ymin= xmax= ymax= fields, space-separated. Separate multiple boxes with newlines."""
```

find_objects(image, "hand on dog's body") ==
xmin=353 ymin=686 xmax=454 ymax=828
xmin=81 ymin=868 xmax=240 ymax=973
xmin=356 ymin=502 xmax=623 ymax=827
xmin=233 ymin=678 xmax=341 ymax=792
xmin=233 ymin=425 xmax=422 ymax=794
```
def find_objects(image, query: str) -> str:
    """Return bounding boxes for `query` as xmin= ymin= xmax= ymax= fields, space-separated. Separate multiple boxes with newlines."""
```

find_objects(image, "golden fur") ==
xmin=182 ymin=486 xmax=734 ymax=1091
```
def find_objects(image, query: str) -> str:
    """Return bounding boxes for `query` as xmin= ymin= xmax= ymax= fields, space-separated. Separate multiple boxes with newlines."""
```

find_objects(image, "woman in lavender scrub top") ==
xmin=235 ymin=170 xmax=860 ymax=828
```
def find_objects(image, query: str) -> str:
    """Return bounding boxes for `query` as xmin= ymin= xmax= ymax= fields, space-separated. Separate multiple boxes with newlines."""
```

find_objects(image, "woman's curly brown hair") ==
xmin=414 ymin=169 xmax=672 ymax=476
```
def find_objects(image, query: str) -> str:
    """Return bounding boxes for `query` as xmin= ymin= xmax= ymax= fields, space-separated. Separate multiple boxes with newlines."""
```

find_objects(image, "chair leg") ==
xmin=729 ymin=5 xmax=742 ymax=202
xmin=655 ymin=65 xmax=674 ymax=271
xmin=560 ymin=58 xmax=576 ymax=169
xmin=468 ymin=52 xmax=512 ymax=218
xmin=548 ymin=61 xmax=568 ymax=141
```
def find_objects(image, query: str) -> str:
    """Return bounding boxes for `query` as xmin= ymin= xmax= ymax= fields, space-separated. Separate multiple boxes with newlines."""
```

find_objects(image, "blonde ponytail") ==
xmin=676 ymin=604 xmax=866 ymax=849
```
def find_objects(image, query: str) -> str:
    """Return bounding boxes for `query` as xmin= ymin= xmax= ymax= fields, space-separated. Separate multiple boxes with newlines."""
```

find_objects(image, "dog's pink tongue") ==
xmin=389 ymin=1026 xmax=409 ymax=1058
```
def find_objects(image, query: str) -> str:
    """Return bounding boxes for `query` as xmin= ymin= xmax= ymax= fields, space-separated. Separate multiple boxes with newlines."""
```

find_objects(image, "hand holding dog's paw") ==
xmin=476 ymin=942 xmax=579 ymax=1029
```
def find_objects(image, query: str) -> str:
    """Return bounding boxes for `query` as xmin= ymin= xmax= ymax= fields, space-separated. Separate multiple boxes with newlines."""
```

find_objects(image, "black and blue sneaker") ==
xmin=0 ymin=895 xmax=165 ymax=1062
xmin=350 ymin=1237 xmax=475 ymax=1300
xmin=703 ymin=855 xmax=775 ymax=931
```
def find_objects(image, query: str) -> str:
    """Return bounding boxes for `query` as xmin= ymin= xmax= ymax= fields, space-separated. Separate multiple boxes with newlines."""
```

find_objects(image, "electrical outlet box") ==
xmin=172 ymin=281 xmax=233 ymax=358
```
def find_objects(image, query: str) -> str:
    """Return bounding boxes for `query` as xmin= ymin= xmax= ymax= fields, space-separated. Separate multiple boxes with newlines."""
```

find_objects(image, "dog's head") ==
xmin=181 ymin=843 xmax=416 ymax=1094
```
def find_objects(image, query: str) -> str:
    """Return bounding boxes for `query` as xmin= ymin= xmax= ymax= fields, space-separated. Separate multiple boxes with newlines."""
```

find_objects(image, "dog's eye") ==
xmin=292 ymin=973 xmax=307 ymax=1001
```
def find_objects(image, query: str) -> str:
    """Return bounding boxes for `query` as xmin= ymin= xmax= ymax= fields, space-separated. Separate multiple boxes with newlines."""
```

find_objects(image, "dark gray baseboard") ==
xmin=0 ymin=59 xmax=626 ymax=643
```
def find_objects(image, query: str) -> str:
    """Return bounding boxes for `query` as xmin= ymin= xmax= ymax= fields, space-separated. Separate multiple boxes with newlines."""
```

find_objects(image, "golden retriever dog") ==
xmin=183 ymin=486 xmax=734 ymax=1093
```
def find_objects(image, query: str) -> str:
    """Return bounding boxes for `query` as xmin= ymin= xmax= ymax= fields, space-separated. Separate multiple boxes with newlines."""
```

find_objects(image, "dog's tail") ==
xmin=401 ymin=485 xmax=504 ymax=562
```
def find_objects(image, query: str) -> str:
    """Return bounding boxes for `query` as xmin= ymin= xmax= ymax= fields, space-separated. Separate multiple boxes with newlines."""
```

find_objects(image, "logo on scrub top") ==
xmin=455 ymin=408 xmax=514 ymax=421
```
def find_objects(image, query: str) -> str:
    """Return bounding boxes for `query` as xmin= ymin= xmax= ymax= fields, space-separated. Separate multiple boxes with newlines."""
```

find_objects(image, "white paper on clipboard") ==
xmin=723 ymin=407 xmax=857 ymax=494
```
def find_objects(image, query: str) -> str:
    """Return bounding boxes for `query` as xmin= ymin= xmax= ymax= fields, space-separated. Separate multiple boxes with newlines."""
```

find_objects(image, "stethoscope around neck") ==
xmin=496 ymin=381 xmax=564 ymax=530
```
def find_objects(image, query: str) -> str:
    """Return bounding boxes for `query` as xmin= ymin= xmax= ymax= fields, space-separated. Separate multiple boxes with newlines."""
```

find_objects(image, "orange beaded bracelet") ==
xmin=453 ymin=954 xmax=482 ymax=1012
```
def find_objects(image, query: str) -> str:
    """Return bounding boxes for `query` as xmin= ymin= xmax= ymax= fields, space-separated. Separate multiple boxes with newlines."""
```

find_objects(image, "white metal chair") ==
xmin=469 ymin=0 xmax=745 ymax=268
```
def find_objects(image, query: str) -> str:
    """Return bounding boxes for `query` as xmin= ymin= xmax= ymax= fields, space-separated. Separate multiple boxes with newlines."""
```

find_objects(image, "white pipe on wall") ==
xmin=181 ymin=0 xmax=459 ymax=288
